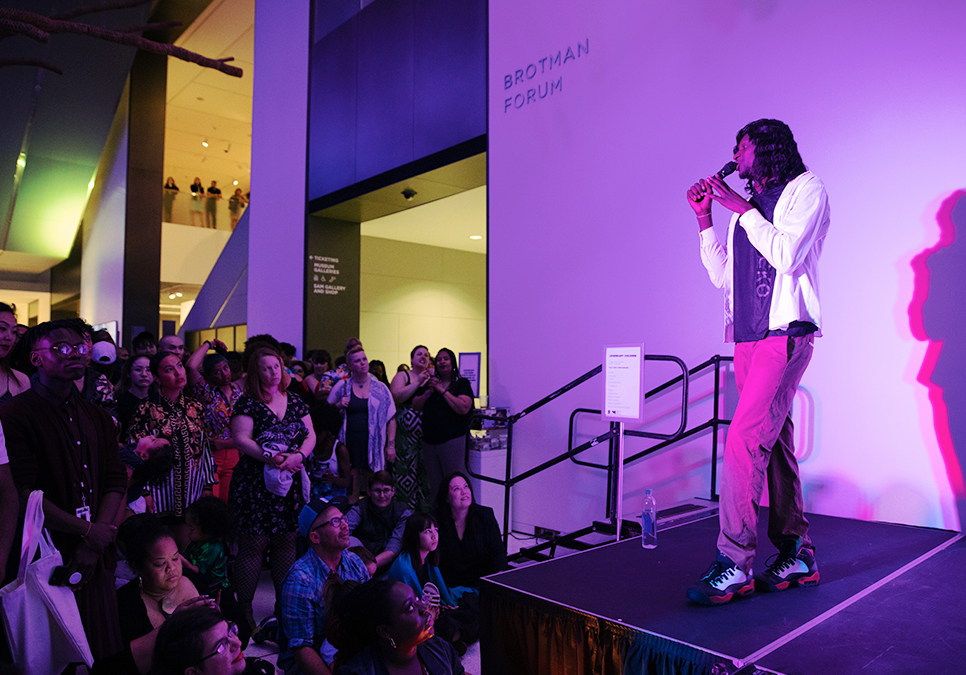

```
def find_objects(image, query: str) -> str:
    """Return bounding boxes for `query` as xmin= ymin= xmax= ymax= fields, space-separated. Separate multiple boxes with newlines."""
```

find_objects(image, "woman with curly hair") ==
xmin=332 ymin=578 xmax=463 ymax=675
xmin=416 ymin=349 xmax=474 ymax=501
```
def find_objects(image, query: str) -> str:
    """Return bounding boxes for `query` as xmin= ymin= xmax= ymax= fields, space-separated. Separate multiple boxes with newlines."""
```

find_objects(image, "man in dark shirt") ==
xmin=0 ymin=319 xmax=128 ymax=658
xmin=685 ymin=119 xmax=831 ymax=605
xmin=206 ymin=180 xmax=222 ymax=228
xmin=345 ymin=471 xmax=410 ymax=572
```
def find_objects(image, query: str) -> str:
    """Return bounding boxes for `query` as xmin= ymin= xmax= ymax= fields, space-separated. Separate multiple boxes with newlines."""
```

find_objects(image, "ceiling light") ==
xmin=469 ymin=234 xmax=483 ymax=240
xmin=176 ymin=292 xmax=183 ymax=298
xmin=168 ymin=293 xmax=176 ymax=299
xmin=233 ymin=180 xmax=238 ymax=186
xmin=201 ymin=139 xmax=209 ymax=147
xmin=401 ymin=188 xmax=417 ymax=201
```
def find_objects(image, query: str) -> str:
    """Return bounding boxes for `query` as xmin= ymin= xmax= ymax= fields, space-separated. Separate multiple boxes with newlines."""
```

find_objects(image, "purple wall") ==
xmin=488 ymin=1 xmax=966 ymax=534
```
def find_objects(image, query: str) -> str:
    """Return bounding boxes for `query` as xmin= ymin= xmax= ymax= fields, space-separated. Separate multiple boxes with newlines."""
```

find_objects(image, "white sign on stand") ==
xmin=602 ymin=344 xmax=645 ymax=423
xmin=458 ymin=352 xmax=481 ymax=397
xmin=602 ymin=343 xmax=645 ymax=541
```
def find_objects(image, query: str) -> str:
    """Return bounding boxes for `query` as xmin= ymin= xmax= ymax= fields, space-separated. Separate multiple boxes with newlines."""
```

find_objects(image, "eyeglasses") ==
xmin=312 ymin=515 xmax=348 ymax=532
xmin=34 ymin=343 xmax=92 ymax=357
xmin=195 ymin=622 xmax=238 ymax=664
xmin=370 ymin=487 xmax=394 ymax=496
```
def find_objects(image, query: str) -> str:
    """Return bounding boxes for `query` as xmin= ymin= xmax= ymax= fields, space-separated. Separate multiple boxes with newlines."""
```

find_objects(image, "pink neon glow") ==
xmin=909 ymin=190 xmax=966 ymax=498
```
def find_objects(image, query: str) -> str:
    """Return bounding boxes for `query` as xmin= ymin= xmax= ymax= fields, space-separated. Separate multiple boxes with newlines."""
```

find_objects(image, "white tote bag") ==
xmin=0 ymin=490 xmax=94 ymax=674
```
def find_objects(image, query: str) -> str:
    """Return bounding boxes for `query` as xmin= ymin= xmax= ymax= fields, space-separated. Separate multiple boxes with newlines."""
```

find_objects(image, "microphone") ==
xmin=694 ymin=161 xmax=737 ymax=202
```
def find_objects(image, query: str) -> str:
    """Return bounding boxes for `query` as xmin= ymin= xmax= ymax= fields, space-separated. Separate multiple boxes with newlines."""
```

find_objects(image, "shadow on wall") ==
xmin=909 ymin=189 xmax=966 ymax=532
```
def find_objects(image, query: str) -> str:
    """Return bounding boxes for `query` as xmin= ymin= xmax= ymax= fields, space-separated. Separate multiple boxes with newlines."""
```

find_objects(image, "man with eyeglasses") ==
xmin=344 ymin=470 xmax=411 ymax=574
xmin=0 ymin=320 xmax=128 ymax=660
xmin=278 ymin=496 xmax=371 ymax=675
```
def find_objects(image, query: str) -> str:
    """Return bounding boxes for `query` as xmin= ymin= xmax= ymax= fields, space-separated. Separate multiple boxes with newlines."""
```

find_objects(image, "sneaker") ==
xmin=421 ymin=581 xmax=442 ymax=621
xmin=687 ymin=552 xmax=755 ymax=605
xmin=252 ymin=616 xmax=278 ymax=644
xmin=756 ymin=544 xmax=820 ymax=592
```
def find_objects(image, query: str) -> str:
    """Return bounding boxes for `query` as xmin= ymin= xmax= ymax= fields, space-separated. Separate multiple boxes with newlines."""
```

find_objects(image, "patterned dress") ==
xmin=229 ymin=392 xmax=310 ymax=536
xmin=392 ymin=371 xmax=429 ymax=511
xmin=127 ymin=391 xmax=216 ymax=517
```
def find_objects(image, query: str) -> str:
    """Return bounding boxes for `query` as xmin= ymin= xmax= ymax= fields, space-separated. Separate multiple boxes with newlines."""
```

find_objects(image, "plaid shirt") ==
xmin=278 ymin=549 xmax=370 ymax=671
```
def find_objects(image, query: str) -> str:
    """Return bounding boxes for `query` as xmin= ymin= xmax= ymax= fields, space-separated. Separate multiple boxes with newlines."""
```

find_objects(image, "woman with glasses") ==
xmin=343 ymin=470 xmax=410 ymax=574
xmin=433 ymin=472 xmax=507 ymax=589
xmin=116 ymin=353 xmax=153 ymax=440
xmin=154 ymin=605 xmax=272 ymax=675
xmin=332 ymin=578 xmax=464 ymax=675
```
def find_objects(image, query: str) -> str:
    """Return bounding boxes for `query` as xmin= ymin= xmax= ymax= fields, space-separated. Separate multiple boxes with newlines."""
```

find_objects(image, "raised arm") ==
xmin=390 ymin=369 xmax=429 ymax=405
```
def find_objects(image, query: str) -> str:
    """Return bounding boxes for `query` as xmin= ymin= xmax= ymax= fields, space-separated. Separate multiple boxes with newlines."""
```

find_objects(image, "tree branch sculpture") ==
xmin=0 ymin=1 xmax=243 ymax=77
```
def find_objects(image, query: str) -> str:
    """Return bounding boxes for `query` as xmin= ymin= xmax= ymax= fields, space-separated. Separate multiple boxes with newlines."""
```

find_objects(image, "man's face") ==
xmin=370 ymin=482 xmax=394 ymax=509
xmin=733 ymin=135 xmax=756 ymax=180
xmin=310 ymin=506 xmax=349 ymax=551
xmin=209 ymin=360 xmax=233 ymax=387
xmin=158 ymin=336 xmax=185 ymax=360
xmin=30 ymin=328 xmax=89 ymax=381
xmin=134 ymin=342 xmax=156 ymax=356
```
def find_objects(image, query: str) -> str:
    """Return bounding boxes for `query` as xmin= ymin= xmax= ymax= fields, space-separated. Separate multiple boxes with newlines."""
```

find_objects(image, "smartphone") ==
xmin=49 ymin=565 xmax=70 ymax=586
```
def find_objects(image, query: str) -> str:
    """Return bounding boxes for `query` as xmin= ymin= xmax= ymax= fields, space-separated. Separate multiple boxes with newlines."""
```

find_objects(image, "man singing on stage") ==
xmin=685 ymin=119 xmax=830 ymax=605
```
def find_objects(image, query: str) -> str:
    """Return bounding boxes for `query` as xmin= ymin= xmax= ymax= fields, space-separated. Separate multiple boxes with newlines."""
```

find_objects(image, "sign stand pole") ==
xmin=615 ymin=420 xmax=625 ymax=541
xmin=603 ymin=343 xmax=645 ymax=544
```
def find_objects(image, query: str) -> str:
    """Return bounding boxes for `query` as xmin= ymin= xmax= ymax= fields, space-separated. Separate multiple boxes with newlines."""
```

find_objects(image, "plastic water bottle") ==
xmin=641 ymin=489 xmax=657 ymax=549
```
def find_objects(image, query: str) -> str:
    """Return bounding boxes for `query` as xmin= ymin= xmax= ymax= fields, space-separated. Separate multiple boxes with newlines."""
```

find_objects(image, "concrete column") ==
xmin=122 ymin=51 xmax=165 ymax=346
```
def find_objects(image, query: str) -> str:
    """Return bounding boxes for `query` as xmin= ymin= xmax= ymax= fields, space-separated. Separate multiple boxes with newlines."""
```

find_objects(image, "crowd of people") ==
xmin=164 ymin=177 xmax=248 ymax=230
xmin=0 ymin=306 xmax=505 ymax=675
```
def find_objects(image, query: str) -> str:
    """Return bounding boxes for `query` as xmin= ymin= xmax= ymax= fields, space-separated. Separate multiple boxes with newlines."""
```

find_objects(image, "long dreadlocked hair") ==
xmin=735 ymin=119 xmax=806 ymax=194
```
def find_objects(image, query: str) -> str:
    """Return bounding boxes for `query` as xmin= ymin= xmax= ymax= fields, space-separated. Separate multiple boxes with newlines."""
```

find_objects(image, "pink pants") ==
xmin=717 ymin=334 xmax=814 ymax=572
xmin=212 ymin=446 xmax=239 ymax=502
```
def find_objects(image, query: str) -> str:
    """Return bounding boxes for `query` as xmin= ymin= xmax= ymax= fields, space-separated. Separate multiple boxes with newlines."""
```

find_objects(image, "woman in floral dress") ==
xmin=229 ymin=347 xmax=316 ymax=632
xmin=127 ymin=351 xmax=217 ymax=548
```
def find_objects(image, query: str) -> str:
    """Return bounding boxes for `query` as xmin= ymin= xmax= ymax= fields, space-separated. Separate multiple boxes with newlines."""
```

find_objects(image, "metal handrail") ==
xmin=567 ymin=354 xmax=690 ymax=470
xmin=567 ymin=354 xmax=732 ymax=468
xmin=508 ymin=365 xmax=602 ymax=424
xmin=466 ymin=353 xmax=715 ymax=543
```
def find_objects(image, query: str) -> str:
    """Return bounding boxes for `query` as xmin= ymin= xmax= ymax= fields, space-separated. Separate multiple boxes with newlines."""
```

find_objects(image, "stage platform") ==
xmin=480 ymin=506 xmax=964 ymax=675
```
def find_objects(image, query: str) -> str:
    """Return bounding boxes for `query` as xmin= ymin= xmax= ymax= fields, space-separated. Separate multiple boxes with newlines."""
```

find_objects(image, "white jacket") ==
xmin=699 ymin=171 xmax=830 ymax=342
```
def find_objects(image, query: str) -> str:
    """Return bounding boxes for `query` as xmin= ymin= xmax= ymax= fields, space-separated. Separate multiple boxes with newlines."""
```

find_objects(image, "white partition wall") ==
xmin=488 ymin=1 xmax=966 ymax=534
